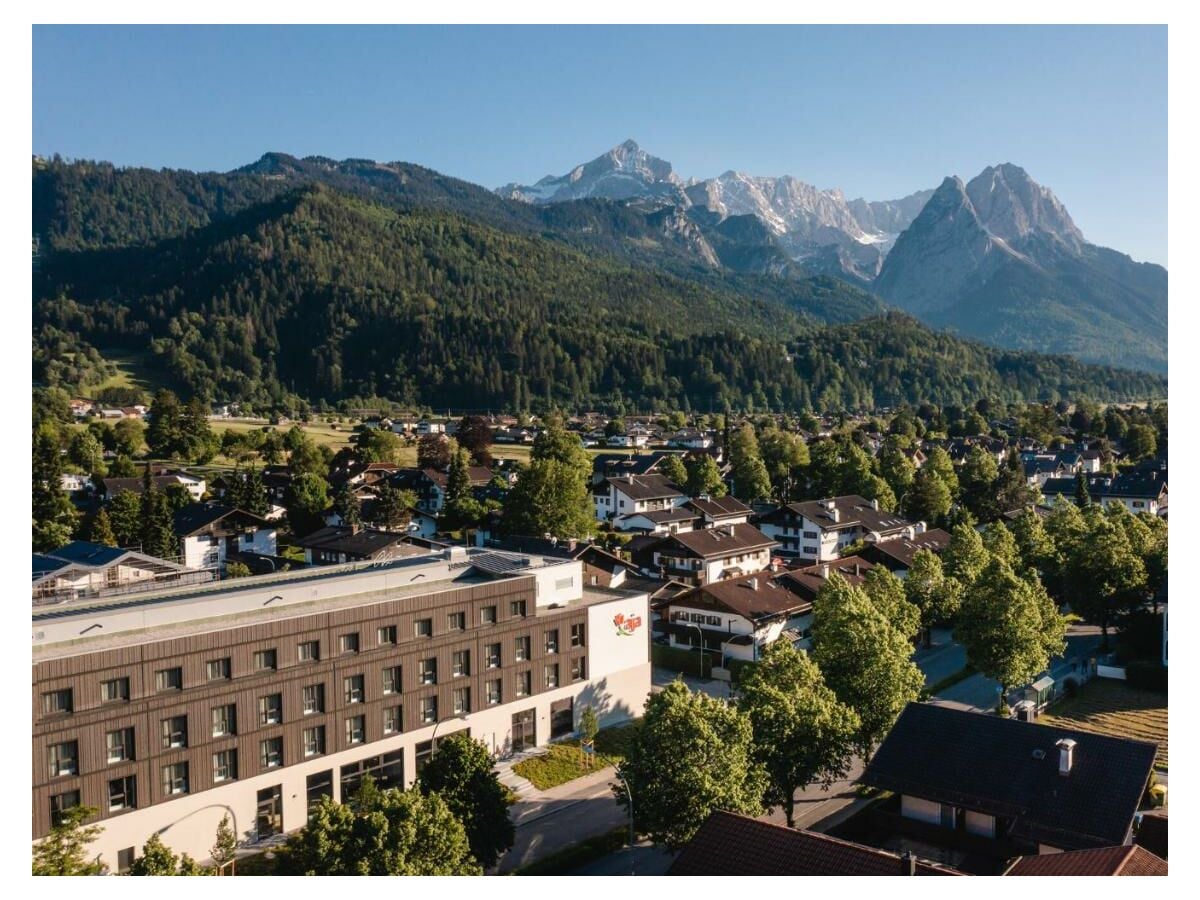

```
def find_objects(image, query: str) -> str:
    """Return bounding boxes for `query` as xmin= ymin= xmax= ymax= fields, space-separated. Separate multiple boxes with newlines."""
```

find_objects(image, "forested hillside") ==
xmin=34 ymin=185 xmax=1165 ymax=412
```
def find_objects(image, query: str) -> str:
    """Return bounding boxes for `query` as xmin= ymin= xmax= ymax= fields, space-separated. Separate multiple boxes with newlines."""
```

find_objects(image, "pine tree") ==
xmin=32 ymin=427 xmax=76 ymax=551
xmin=210 ymin=813 xmax=238 ymax=875
xmin=86 ymin=508 xmax=118 ymax=546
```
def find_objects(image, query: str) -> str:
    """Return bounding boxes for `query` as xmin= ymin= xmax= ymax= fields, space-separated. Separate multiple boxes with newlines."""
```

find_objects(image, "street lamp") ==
xmin=430 ymin=713 xmax=468 ymax=757
xmin=597 ymin=751 xmax=635 ymax=849
xmin=686 ymin=623 xmax=708 ymax=679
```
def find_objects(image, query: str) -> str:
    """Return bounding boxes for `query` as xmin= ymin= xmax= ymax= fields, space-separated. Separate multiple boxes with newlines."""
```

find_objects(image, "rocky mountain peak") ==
xmin=965 ymin=163 xmax=1083 ymax=251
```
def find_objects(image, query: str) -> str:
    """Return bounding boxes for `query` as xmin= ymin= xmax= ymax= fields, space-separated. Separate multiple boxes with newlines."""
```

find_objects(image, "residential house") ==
xmin=1003 ymin=845 xmax=1166 ymax=876
xmin=633 ymin=523 xmax=777 ymax=586
xmin=100 ymin=471 xmax=207 ymax=502
xmin=667 ymin=428 xmax=713 ymax=450
xmin=1041 ymin=469 xmax=1167 ymax=516
xmin=594 ymin=473 xmax=687 ymax=526
xmin=859 ymin=703 xmax=1157 ymax=866
xmin=413 ymin=466 xmax=494 ymax=514
xmin=756 ymin=495 xmax=925 ymax=563
xmin=172 ymin=504 xmax=278 ymax=571
xmin=661 ymin=571 xmax=813 ymax=665
xmin=860 ymin=528 xmax=952 ymax=577
xmin=570 ymin=544 xmax=642 ymax=589
xmin=59 ymin=472 xmax=90 ymax=497
xmin=292 ymin=525 xmax=434 ymax=565
xmin=686 ymin=495 xmax=752 ymax=529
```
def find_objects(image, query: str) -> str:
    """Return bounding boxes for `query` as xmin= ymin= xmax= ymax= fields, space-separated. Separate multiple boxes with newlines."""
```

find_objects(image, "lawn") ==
xmin=1039 ymin=679 xmax=1168 ymax=770
xmin=512 ymin=721 xmax=640 ymax=791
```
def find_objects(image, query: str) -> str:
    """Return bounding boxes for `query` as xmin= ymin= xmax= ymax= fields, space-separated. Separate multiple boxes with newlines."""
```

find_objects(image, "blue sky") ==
xmin=33 ymin=25 xmax=1167 ymax=264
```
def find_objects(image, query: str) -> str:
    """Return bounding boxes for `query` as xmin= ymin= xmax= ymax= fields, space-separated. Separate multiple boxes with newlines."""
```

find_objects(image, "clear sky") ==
xmin=33 ymin=25 xmax=1167 ymax=264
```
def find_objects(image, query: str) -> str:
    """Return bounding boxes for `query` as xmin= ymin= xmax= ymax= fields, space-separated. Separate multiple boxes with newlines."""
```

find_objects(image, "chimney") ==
xmin=1056 ymin=738 xmax=1077 ymax=776
xmin=749 ymin=577 xmax=759 ymax=591
xmin=725 ymin=524 xmax=736 ymax=537
xmin=900 ymin=851 xmax=917 ymax=877
xmin=871 ymin=498 xmax=879 ymax=511
xmin=830 ymin=507 xmax=840 ymax=523
xmin=820 ymin=564 xmax=830 ymax=580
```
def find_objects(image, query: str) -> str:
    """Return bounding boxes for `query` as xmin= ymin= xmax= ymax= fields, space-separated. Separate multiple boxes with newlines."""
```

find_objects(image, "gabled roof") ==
xmin=173 ymin=503 xmax=274 ymax=537
xmin=1004 ymin=844 xmax=1166 ymax=876
xmin=759 ymin=495 xmax=917 ymax=535
xmin=292 ymin=526 xmax=429 ymax=559
xmin=657 ymin=523 xmax=776 ymax=559
xmin=670 ymin=571 xmax=811 ymax=623
xmin=33 ymin=541 xmax=190 ymax=586
xmin=776 ymin=556 xmax=874 ymax=600
xmin=1135 ymin=811 xmax=1168 ymax=860
xmin=862 ymin=703 xmax=1157 ymax=851
xmin=600 ymin=473 xmax=685 ymax=501
xmin=861 ymin=528 xmax=952 ymax=570
xmin=686 ymin=495 xmax=752 ymax=519
xmin=668 ymin=810 xmax=964 ymax=876
xmin=616 ymin=507 xmax=696 ymax=525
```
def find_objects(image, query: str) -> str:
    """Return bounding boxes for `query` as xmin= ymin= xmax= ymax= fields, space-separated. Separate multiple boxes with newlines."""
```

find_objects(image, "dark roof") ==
xmin=601 ymin=473 xmax=684 ymax=501
xmin=659 ymin=523 xmax=776 ymax=559
xmin=1042 ymin=471 xmax=1167 ymax=502
xmin=292 ymin=526 xmax=428 ymax=559
xmin=38 ymin=540 xmax=127 ymax=567
xmin=860 ymin=529 xmax=952 ymax=570
xmin=1135 ymin=811 xmax=1168 ymax=860
xmin=776 ymin=556 xmax=873 ymax=601
xmin=862 ymin=703 xmax=1157 ymax=851
xmin=101 ymin=474 xmax=188 ymax=496
xmin=668 ymin=811 xmax=964 ymax=876
xmin=686 ymin=496 xmax=752 ymax=519
xmin=1005 ymin=845 xmax=1166 ymax=876
xmin=760 ymin=495 xmax=917 ymax=534
xmin=173 ymin=503 xmax=274 ymax=537
xmin=591 ymin=451 xmax=673 ymax=478
xmin=617 ymin=507 xmax=696 ymax=525
xmin=671 ymin=571 xmax=811 ymax=623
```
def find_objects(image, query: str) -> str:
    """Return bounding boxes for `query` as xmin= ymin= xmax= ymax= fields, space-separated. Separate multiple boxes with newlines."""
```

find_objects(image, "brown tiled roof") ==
xmin=661 ymin=523 xmax=776 ymax=559
xmin=603 ymin=473 xmax=685 ymax=501
xmin=668 ymin=811 xmax=964 ymax=876
xmin=1005 ymin=845 xmax=1166 ymax=876
xmin=776 ymin=556 xmax=874 ymax=601
xmin=687 ymin=496 xmax=752 ymax=519
xmin=671 ymin=571 xmax=811 ymax=624
xmin=861 ymin=528 xmax=952 ymax=570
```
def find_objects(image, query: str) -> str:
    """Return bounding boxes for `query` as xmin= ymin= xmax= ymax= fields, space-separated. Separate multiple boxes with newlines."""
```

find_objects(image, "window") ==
xmin=480 ymin=605 xmax=497 ymax=625
xmin=344 ymin=674 xmax=365 ymax=704
xmin=571 ymin=657 xmax=587 ymax=682
xmin=155 ymin=666 xmax=183 ymax=692
xmin=383 ymin=705 xmax=402 ymax=734
xmin=515 ymin=671 xmax=531 ymax=698
xmin=545 ymin=629 xmax=559 ymax=655
xmin=117 ymin=847 xmax=135 ymax=874
xmin=212 ymin=749 xmax=238 ymax=783
xmin=306 ymin=770 xmax=333 ymax=819
xmin=452 ymin=650 xmax=470 ymax=677
xmin=212 ymin=704 xmax=237 ymax=737
xmin=41 ymin=688 xmax=74 ymax=716
xmin=340 ymin=633 xmax=360 ymax=655
xmin=421 ymin=696 xmax=438 ymax=723
xmin=106 ymin=727 xmax=135 ymax=763
xmin=377 ymin=625 xmax=397 ymax=646
xmin=303 ymin=684 xmax=325 ymax=715
xmin=515 ymin=636 xmax=530 ymax=662
xmin=510 ymin=600 xmax=528 ymax=618
xmin=341 ymin=751 xmax=404 ymax=799
xmin=207 ymin=657 xmax=231 ymax=681
xmin=345 ymin=715 xmax=366 ymax=745
xmin=50 ymin=790 xmax=80 ymax=826
xmin=48 ymin=741 xmax=78 ymax=778
xmin=803 ymin=545 xmax=818 ymax=556
xmin=303 ymin=725 xmax=326 ymax=758
xmin=254 ymin=649 xmax=278 ymax=671
xmin=486 ymin=679 xmax=502 ymax=706
xmin=160 ymin=715 xmax=188 ymax=749
xmin=162 ymin=762 xmax=189 ymax=796
xmin=486 ymin=643 xmax=501 ymax=668
xmin=453 ymin=687 xmax=471 ymax=715
xmin=258 ymin=693 xmax=283 ymax=726
xmin=260 ymin=736 xmax=284 ymax=769
xmin=297 ymin=641 xmax=319 ymax=663
xmin=545 ymin=664 xmax=559 ymax=689
xmin=376 ymin=664 xmax=400 ymax=694
xmin=571 ymin=623 xmax=585 ymax=647
xmin=418 ymin=658 xmax=437 ymax=685
xmin=447 ymin=611 xmax=466 ymax=632
xmin=101 ymin=677 xmax=130 ymax=703
xmin=555 ymin=577 xmax=573 ymax=591
xmin=414 ymin=618 xmax=433 ymax=638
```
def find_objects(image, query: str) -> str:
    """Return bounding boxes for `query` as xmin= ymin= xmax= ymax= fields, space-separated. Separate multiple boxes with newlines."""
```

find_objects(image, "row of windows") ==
xmin=44 ymin=659 xmax=587 ymax=783
xmin=40 ymin=624 xmax=585 ymax=718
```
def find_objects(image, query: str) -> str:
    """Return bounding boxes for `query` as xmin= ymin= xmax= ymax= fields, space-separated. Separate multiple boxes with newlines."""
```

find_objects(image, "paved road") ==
xmin=934 ymin=624 xmax=1105 ymax=711
xmin=570 ymin=843 xmax=676 ymax=876
xmin=495 ymin=769 xmax=629 ymax=873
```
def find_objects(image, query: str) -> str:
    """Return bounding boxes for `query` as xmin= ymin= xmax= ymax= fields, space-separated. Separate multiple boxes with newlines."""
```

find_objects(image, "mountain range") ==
xmin=31 ymin=148 xmax=1166 ymax=411
xmin=501 ymin=142 xmax=1167 ymax=372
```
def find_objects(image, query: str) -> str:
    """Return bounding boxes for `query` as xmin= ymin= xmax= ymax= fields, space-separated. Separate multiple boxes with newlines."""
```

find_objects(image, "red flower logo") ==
xmin=614 ymin=612 xmax=642 ymax=636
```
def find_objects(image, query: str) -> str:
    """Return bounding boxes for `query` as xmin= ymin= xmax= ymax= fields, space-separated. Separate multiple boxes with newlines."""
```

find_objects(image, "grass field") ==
xmin=512 ymin=722 xmax=640 ymax=791
xmin=88 ymin=349 xmax=164 ymax=396
xmin=1039 ymin=679 xmax=1168 ymax=770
